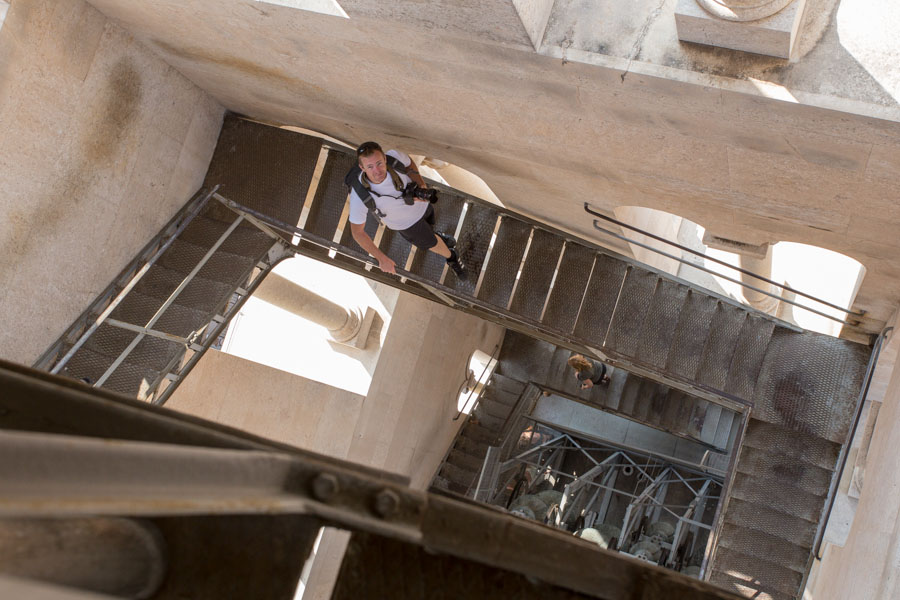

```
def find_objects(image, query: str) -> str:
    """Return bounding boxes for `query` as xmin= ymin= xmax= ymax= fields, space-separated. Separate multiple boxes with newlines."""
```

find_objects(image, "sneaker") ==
xmin=437 ymin=231 xmax=456 ymax=249
xmin=447 ymin=250 xmax=467 ymax=280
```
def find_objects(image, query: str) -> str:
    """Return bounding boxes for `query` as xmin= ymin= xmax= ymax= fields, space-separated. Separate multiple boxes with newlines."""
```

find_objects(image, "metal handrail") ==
xmin=584 ymin=203 xmax=865 ymax=323
xmin=813 ymin=325 xmax=893 ymax=560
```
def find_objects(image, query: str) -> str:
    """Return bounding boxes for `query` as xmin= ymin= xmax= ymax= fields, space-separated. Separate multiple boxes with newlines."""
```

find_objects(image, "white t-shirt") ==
xmin=348 ymin=150 xmax=429 ymax=231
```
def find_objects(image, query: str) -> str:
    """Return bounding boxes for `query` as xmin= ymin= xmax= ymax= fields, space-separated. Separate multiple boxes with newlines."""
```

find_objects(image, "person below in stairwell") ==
xmin=347 ymin=141 xmax=466 ymax=279
xmin=567 ymin=353 xmax=610 ymax=389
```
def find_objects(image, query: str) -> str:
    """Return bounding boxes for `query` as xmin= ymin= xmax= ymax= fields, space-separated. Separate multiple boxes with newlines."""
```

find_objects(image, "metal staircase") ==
xmin=37 ymin=116 xmax=874 ymax=600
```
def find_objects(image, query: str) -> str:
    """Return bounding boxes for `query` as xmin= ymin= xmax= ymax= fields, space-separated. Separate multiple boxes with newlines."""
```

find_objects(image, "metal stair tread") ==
xmin=717 ymin=522 xmax=811 ymax=574
xmin=729 ymin=473 xmax=825 ymax=523
xmin=735 ymin=446 xmax=832 ymax=497
xmin=473 ymin=394 xmax=514 ymax=421
xmin=446 ymin=449 xmax=485 ymax=474
xmin=696 ymin=303 xmax=747 ymax=390
xmin=453 ymin=436 xmax=490 ymax=458
xmin=486 ymin=373 xmax=527 ymax=399
xmin=132 ymin=264 xmax=235 ymax=314
xmin=633 ymin=278 xmax=689 ymax=370
xmin=605 ymin=267 xmax=658 ymax=358
xmin=508 ymin=229 xmax=565 ymax=321
xmin=109 ymin=290 xmax=213 ymax=338
xmin=708 ymin=564 xmax=799 ymax=600
xmin=742 ymin=419 xmax=841 ymax=472
xmin=61 ymin=346 xmax=163 ymax=397
xmin=158 ymin=237 xmax=258 ymax=278
xmin=438 ymin=461 xmax=478 ymax=490
xmin=470 ymin=410 xmax=504 ymax=432
xmin=178 ymin=214 xmax=275 ymax=258
xmin=723 ymin=314 xmax=776 ymax=400
xmin=80 ymin=323 xmax=184 ymax=372
xmin=541 ymin=242 xmax=596 ymax=334
xmin=460 ymin=422 xmax=499 ymax=446
xmin=665 ymin=291 xmax=719 ymax=380
xmin=723 ymin=498 xmax=817 ymax=547
xmin=476 ymin=217 xmax=532 ymax=308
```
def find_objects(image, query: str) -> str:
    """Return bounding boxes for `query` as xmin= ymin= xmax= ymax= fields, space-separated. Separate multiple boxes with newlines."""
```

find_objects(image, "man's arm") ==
xmin=403 ymin=158 xmax=427 ymax=188
xmin=350 ymin=222 xmax=396 ymax=274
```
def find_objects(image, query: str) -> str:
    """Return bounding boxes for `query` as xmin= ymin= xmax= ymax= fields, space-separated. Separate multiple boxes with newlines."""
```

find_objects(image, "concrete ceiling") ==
xmin=84 ymin=0 xmax=900 ymax=324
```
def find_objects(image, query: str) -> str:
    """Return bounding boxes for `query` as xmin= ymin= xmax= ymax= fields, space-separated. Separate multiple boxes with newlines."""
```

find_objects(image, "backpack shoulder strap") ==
xmin=385 ymin=154 xmax=408 ymax=174
xmin=344 ymin=165 xmax=385 ymax=222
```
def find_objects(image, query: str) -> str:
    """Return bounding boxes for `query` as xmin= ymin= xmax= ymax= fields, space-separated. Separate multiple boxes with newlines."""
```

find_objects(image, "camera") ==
xmin=402 ymin=181 xmax=439 ymax=205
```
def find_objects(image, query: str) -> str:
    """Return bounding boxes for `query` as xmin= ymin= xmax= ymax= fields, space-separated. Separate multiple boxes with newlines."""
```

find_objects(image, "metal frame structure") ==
xmin=35 ymin=191 xmax=293 ymax=405
xmin=0 ymin=361 xmax=745 ymax=600
xmin=476 ymin=421 xmax=723 ymax=577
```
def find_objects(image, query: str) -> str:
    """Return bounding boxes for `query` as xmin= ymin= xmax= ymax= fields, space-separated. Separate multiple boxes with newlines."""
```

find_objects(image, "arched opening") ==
xmin=412 ymin=155 xmax=504 ymax=207
xmin=457 ymin=349 xmax=499 ymax=415
xmin=611 ymin=206 xmax=866 ymax=337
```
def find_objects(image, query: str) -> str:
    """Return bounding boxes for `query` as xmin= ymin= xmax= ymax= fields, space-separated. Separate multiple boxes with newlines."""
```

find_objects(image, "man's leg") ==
xmin=398 ymin=206 xmax=466 ymax=278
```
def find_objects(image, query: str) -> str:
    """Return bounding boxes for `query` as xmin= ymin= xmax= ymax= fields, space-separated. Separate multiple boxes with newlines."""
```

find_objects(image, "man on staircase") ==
xmin=347 ymin=141 xmax=466 ymax=278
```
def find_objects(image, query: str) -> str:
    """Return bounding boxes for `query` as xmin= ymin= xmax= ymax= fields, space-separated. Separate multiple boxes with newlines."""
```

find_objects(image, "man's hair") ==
xmin=356 ymin=141 xmax=384 ymax=165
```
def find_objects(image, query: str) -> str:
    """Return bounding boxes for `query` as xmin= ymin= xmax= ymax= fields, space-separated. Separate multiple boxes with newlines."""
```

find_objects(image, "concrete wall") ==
xmin=614 ymin=206 xmax=684 ymax=275
xmin=810 ymin=315 xmax=900 ymax=600
xmin=0 ymin=0 xmax=224 ymax=364
xmin=80 ymin=0 xmax=900 ymax=326
xmin=167 ymin=349 xmax=365 ymax=457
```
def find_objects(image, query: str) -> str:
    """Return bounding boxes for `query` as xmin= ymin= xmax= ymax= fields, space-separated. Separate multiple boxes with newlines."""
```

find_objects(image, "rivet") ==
xmin=373 ymin=489 xmax=400 ymax=518
xmin=311 ymin=473 xmax=339 ymax=502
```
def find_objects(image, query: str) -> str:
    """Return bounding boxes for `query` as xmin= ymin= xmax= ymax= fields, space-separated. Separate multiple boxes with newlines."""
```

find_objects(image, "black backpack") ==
xmin=343 ymin=155 xmax=409 ymax=223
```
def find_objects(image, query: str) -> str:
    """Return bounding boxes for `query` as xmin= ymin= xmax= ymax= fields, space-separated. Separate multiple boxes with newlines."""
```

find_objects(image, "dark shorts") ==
xmin=397 ymin=204 xmax=437 ymax=250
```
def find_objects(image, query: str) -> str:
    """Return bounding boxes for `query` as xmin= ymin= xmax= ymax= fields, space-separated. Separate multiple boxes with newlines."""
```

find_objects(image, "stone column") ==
xmin=255 ymin=273 xmax=362 ymax=342
xmin=739 ymin=242 xmax=780 ymax=315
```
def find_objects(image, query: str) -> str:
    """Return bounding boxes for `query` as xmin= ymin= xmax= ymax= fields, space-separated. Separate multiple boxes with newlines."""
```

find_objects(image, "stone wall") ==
xmin=0 ymin=0 xmax=223 ymax=363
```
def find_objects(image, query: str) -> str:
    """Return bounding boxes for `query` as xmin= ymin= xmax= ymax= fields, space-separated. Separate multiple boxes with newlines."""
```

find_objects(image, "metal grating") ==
xmin=476 ymin=218 xmax=532 ymax=308
xmin=378 ymin=227 xmax=413 ymax=267
xmin=448 ymin=204 xmax=499 ymax=295
xmin=507 ymin=229 xmax=564 ymax=320
xmin=723 ymin=499 xmax=816 ymax=547
xmin=202 ymin=114 xmax=321 ymax=234
xmin=696 ymin=304 xmax=748 ymax=391
xmin=723 ymin=315 xmax=776 ymax=400
xmin=665 ymin=291 xmax=718 ymax=380
xmin=303 ymin=152 xmax=355 ymax=241
xmin=710 ymin=551 xmax=801 ymax=599
xmin=177 ymin=215 xmax=273 ymax=259
xmin=571 ymin=254 xmax=628 ymax=344
xmin=728 ymin=473 xmax=824 ymax=523
xmin=741 ymin=419 xmax=840 ymax=472
xmin=541 ymin=243 xmax=596 ymax=334
xmin=734 ymin=446 xmax=831 ymax=497
xmin=133 ymin=265 xmax=233 ymax=314
xmin=82 ymin=324 xmax=182 ymax=372
xmin=751 ymin=329 xmax=870 ymax=443
xmin=717 ymin=524 xmax=810 ymax=572
xmin=604 ymin=267 xmax=659 ymax=358
xmin=408 ymin=194 xmax=466 ymax=282
xmin=633 ymin=279 xmax=689 ymax=370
